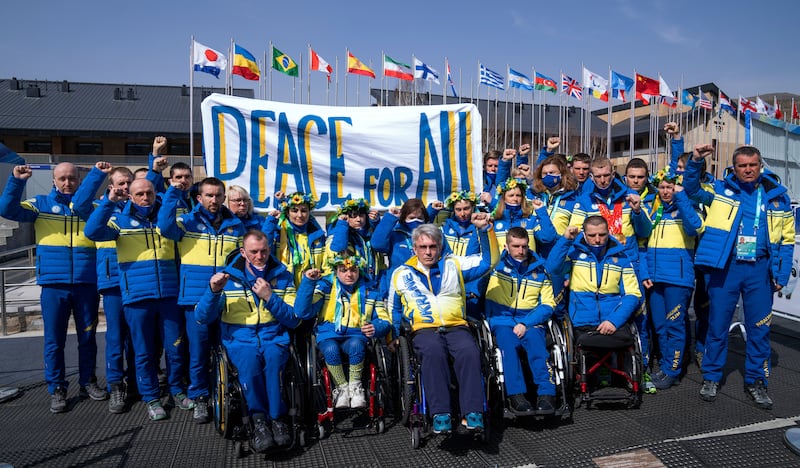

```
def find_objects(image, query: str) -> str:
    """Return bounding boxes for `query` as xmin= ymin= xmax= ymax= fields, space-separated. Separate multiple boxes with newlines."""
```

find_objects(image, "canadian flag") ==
xmin=310 ymin=48 xmax=333 ymax=82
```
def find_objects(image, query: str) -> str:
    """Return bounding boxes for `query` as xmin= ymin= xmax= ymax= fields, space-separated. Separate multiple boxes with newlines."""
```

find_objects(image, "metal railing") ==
xmin=0 ymin=245 xmax=37 ymax=336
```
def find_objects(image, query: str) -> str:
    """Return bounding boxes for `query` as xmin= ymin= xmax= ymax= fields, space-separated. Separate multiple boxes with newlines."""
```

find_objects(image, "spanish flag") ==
xmin=347 ymin=52 xmax=375 ymax=79
xmin=232 ymin=44 xmax=260 ymax=81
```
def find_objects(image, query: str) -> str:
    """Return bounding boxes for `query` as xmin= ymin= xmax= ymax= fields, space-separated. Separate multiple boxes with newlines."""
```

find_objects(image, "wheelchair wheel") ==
xmin=211 ymin=347 xmax=233 ymax=438
xmin=411 ymin=425 xmax=421 ymax=449
xmin=397 ymin=336 xmax=414 ymax=426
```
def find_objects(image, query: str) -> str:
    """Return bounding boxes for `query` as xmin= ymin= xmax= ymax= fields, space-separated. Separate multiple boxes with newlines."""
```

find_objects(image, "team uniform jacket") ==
xmin=195 ymin=254 xmax=309 ymax=344
xmin=158 ymin=185 xmax=246 ymax=306
xmin=643 ymin=190 xmax=705 ymax=288
xmin=684 ymin=160 xmax=795 ymax=286
xmin=494 ymin=205 xmax=557 ymax=254
xmin=546 ymin=234 xmax=642 ymax=329
xmin=0 ymin=176 xmax=96 ymax=285
xmin=294 ymin=275 xmax=390 ymax=344
xmin=440 ymin=217 xmax=499 ymax=303
xmin=388 ymin=227 xmax=498 ymax=337
xmin=324 ymin=219 xmax=383 ymax=283
xmin=485 ymin=250 xmax=555 ymax=330
xmin=84 ymin=198 xmax=178 ymax=305
xmin=263 ymin=215 xmax=326 ymax=287
xmin=668 ymin=138 xmax=715 ymax=207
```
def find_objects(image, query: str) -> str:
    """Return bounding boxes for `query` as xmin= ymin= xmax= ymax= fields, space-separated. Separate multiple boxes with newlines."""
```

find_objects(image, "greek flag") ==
xmin=480 ymin=64 xmax=504 ymax=90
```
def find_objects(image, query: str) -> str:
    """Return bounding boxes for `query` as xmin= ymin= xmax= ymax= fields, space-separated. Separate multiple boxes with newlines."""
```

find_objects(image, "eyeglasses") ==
xmin=229 ymin=198 xmax=247 ymax=205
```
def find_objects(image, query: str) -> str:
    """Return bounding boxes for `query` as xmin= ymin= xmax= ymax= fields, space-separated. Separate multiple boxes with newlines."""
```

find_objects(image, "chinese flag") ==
xmin=635 ymin=73 xmax=660 ymax=104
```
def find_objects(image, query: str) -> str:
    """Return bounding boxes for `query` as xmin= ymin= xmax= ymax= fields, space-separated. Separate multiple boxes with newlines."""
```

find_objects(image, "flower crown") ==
xmin=280 ymin=192 xmax=317 ymax=213
xmin=337 ymin=198 xmax=369 ymax=216
xmin=496 ymin=177 xmax=529 ymax=196
xmin=327 ymin=254 xmax=367 ymax=271
xmin=652 ymin=168 xmax=683 ymax=186
xmin=445 ymin=190 xmax=478 ymax=208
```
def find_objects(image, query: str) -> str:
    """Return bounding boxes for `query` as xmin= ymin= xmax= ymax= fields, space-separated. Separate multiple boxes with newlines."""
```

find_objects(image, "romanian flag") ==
xmin=347 ymin=52 xmax=375 ymax=78
xmin=272 ymin=46 xmax=298 ymax=77
xmin=232 ymin=44 xmax=260 ymax=81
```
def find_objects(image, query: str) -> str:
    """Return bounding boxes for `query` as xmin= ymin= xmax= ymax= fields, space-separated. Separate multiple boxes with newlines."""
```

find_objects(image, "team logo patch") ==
xmin=51 ymin=206 xmax=61 ymax=214
xmin=198 ymin=224 xmax=207 ymax=231
xmin=496 ymin=222 xmax=505 ymax=229
xmin=560 ymin=200 xmax=566 ymax=207
xmin=232 ymin=282 xmax=242 ymax=288
xmin=724 ymin=189 xmax=734 ymax=196
xmin=227 ymin=228 xmax=234 ymax=234
xmin=131 ymin=220 xmax=140 ymax=227
xmin=612 ymin=257 xmax=618 ymax=264
xmin=503 ymin=267 xmax=511 ymax=273
xmin=591 ymin=204 xmax=598 ymax=210
xmin=773 ymin=201 xmax=779 ymax=208
xmin=579 ymin=253 xmax=587 ymax=259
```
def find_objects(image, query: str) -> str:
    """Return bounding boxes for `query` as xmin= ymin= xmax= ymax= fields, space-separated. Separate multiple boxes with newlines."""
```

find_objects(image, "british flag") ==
xmin=561 ymin=73 xmax=582 ymax=100
xmin=739 ymin=96 xmax=758 ymax=114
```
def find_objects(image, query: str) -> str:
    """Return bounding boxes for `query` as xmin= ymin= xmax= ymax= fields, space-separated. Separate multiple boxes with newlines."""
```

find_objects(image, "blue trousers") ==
xmin=412 ymin=326 xmax=484 ymax=415
xmin=41 ymin=284 xmax=99 ymax=393
xmin=494 ymin=324 xmax=555 ymax=397
xmin=702 ymin=258 xmax=772 ymax=385
xmin=101 ymin=287 xmax=135 ymax=390
xmin=124 ymin=298 xmax=186 ymax=402
xmin=225 ymin=336 xmax=289 ymax=420
xmin=693 ymin=270 xmax=710 ymax=356
xmin=318 ymin=336 xmax=366 ymax=366
xmin=649 ymin=283 xmax=692 ymax=378
xmin=185 ymin=307 xmax=218 ymax=400
xmin=634 ymin=291 xmax=650 ymax=369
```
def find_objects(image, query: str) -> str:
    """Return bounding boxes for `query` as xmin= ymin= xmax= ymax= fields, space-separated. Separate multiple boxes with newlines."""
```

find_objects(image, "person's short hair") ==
xmin=399 ymin=198 xmax=429 ymax=223
xmin=625 ymin=158 xmax=650 ymax=177
xmin=169 ymin=162 xmax=191 ymax=177
xmin=678 ymin=152 xmax=708 ymax=173
xmin=571 ymin=153 xmax=592 ymax=164
xmin=591 ymin=157 xmax=613 ymax=171
xmin=484 ymin=149 xmax=501 ymax=165
xmin=583 ymin=215 xmax=608 ymax=231
xmin=110 ymin=167 xmax=133 ymax=180
xmin=411 ymin=223 xmax=443 ymax=249
xmin=133 ymin=167 xmax=149 ymax=179
xmin=227 ymin=185 xmax=253 ymax=215
xmin=243 ymin=229 xmax=267 ymax=244
xmin=198 ymin=177 xmax=225 ymax=193
xmin=506 ymin=226 xmax=529 ymax=242
xmin=732 ymin=146 xmax=762 ymax=166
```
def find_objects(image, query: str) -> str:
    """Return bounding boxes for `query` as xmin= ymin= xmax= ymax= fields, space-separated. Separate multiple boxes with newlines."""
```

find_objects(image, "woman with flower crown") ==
xmin=325 ymin=198 xmax=382 ymax=287
xmin=641 ymin=168 xmax=704 ymax=391
xmin=263 ymin=191 xmax=326 ymax=287
xmin=492 ymin=178 xmax=557 ymax=254
xmin=294 ymin=255 xmax=391 ymax=409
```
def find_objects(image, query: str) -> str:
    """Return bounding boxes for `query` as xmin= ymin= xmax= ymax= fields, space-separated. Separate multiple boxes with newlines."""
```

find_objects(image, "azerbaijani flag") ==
xmin=534 ymin=72 xmax=557 ymax=93
xmin=347 ymin=52 xmax=375 ymax=78
xmin=232 ymin=44 xmax=260 ymax=81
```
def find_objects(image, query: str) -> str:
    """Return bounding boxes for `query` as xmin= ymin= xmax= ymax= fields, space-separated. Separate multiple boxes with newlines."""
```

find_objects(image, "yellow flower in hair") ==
xmin=280 ymin=191 xmax=317 ymax=213
xmin=328 ymin=255 xmax=367 ymax=271
xmin=496 ymin=178 xmax=528 ymax=195
xmin=445 ymin=191 xmax=478 ymax=208
xmin=337 ymin=198 xmax=369 ymax=216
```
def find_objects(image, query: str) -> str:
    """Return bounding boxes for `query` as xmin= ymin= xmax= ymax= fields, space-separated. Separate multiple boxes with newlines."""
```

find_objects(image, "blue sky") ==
xmin=4 ymin=0 xmax=798 ymax=108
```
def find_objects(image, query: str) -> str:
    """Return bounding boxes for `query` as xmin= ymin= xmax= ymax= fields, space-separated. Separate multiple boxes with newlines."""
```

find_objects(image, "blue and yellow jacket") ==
xmin=440 ymin=216 xmax=499 ymax=305
xmin=158 ymin=185 xmax=246 ymax=306
xmin=545 ymin=234 xmax=642 ymax=329
xmin=294 ymin=274 xmax=390 ymax=344
xmin=239 ymin=212 xmax=267 ymax=230
xmin=262 ymin=214 xmax=326 ymax=287
xmin=388 ymin=226 xmax=498 ymax=337
xmin=324 ymin=220 xmax=383 ymax=285
xmin=485 ymin=250 xmax=555 ymax=331
xmin=684 ymin=160 xmax=795 ymax=285
xmin=668 ymin=138 xmax=715 ymax=207
xmin=84 ymin=197 xmax=179 ymax=305
xmin=643 ymin=190 xmax=704 ymax=288
xmin=72 ymin=167 xmax=127 ymax=291
xmin=196 ymin=253 xmax=310 ymax=345
xmin=0 ymin=176 xmax=96 ymax=285
xmin=494 ymin=205 xmax=557 ymax=254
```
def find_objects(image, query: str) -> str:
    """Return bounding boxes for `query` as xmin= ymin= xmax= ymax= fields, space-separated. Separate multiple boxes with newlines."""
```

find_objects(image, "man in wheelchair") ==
xmin=388 ymin=216 xmax=498 ymax=434
xmin=196 ymin=229 xmax=313 ymax=453
xmin=485 ymin=226 xmax=557 ymax=415
xmin=294 ymin=255 xmax=391 ymax=410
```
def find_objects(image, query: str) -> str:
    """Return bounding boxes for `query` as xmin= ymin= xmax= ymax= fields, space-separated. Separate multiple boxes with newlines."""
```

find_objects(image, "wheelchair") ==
xmin=306 ymin=334 xmax=391 ymax=438
xmin=484 ymin=318 xmax=573 ymax=422
xmin=396 ymin=321 xmax=492 ymax=449
xmin=210 ymin=337 xmax=308 ymax=457
xmin=568 ymin=318 xmax=644 ymax=409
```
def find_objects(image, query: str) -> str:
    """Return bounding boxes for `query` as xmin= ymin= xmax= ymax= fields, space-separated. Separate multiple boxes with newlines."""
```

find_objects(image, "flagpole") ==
xmin=296 ymin=51 xmax=302 ymax=104
xmin=504 ymin=64 xmax=509 ymax=149
xmin=307 ymin=44 xmax=312 ymax=105
xmin=228 ymin=39 xmax=234 ymax=96
xmin=334 ymin=56 xmax=339 ymax=106
xmin=189 ymin=36 xmax=195 ymax=172
xmin=344 ymin=49 xmax=348 ymax=107
xmin=629 ymin=69 xmax=636 ymax=160
xmin=381 ymin=51 xmax=385 ymax=107
xmin=607 ymin=68 xmax=612 ymax=159
xmin=443 ymin=58 xmax=448 ymax=104
xmin=531 ymin=67 xmax=536 ymax=151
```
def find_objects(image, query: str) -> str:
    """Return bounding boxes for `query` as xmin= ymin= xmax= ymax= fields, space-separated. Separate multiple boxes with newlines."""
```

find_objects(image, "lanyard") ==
xmin=739 ymin=186 xmax=762 ymax=235
xmin=544 ymin=192 xmax=562 ymax=221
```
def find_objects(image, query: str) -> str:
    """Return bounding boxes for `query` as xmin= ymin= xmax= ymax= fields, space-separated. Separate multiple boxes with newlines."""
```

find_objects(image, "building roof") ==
xmin=0 ymin=78 xmax=254 ymax=137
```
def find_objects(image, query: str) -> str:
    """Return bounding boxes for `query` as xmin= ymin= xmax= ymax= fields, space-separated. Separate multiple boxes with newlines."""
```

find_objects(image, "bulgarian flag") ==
xmin=383 ymin=54 xmax=413 ymax=81
xmin=347 ymin=51 xmax=376 ymax=78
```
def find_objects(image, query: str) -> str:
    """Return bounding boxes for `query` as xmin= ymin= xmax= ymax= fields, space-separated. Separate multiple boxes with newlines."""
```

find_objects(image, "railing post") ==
xmin=1 ymin=269 xmax=6 ymax=336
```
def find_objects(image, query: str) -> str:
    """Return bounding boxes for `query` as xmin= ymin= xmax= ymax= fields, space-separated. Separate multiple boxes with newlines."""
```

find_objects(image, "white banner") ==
xmin=773 ymin=237 xmax=800 ymax=323
xmin=201 ymin=94 xmax=482 ymax=211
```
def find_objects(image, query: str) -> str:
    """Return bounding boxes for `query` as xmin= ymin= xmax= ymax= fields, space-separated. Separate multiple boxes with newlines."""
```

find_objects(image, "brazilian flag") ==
xmin=272 ymin=46 xmax=298 ymax=77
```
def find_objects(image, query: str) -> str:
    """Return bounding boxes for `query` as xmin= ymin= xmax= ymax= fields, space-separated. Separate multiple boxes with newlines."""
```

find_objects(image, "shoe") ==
xmin=80 ymin=381 xmax=109 ymax=401
xmin=744 ymin=380 xmax=773 ymax=410
xmin=333 ymin=385 xmax=350 ymax=409
xmin=193 ymin=395 xmax=209 ymax=423
xmin=173 ymin=392 xmax=195 ymax=410
xmin=147 ymin=400 xmax=168 ymax=421
xmin=599 ymin=367 xmax=611 ymax=387
xmin=251 ymin=415 xmax=274 ymax=453
xmin=535 ymin=395 xmax=556 ymax=415
xmin=271 ymin=419 xmax=291 ymax=446
xmin=465 ymin=412 xmax=484 ymax=430
xmin=108 ymin=383 xmax=127 ymax=414
xmin=349 ymin=382 xmax=366 ymax=409
xmin=700 ymin=380 xmax=719 ymax=402
xmin=50 ymin=386 xmax=68 ymax=413
xmin=643 ymin=372 xmax=657 ymax=394
xmin=432 ymin=413 xmax=452 ymax=434
xmin=508 ymin=393 xmax=533 ymax=412
xmin=651 ymin=370 xmax=680 ymax=390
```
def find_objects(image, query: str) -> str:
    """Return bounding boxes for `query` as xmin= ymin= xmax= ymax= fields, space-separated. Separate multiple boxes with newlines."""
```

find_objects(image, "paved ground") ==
xmin=1 ymin=317 xmax=800 ymax=467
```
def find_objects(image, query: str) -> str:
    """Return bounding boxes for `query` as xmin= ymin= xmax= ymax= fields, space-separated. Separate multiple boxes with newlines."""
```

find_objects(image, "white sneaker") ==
xmin=349 ymin=382 xmax=366 ymax=409
xmin=333 ymin=385 xmax=350 ymax=409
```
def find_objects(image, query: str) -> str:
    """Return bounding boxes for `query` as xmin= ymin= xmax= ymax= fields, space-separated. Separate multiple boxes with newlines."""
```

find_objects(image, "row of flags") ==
xmin=193 ymin=39 xmax=800 ymax=121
